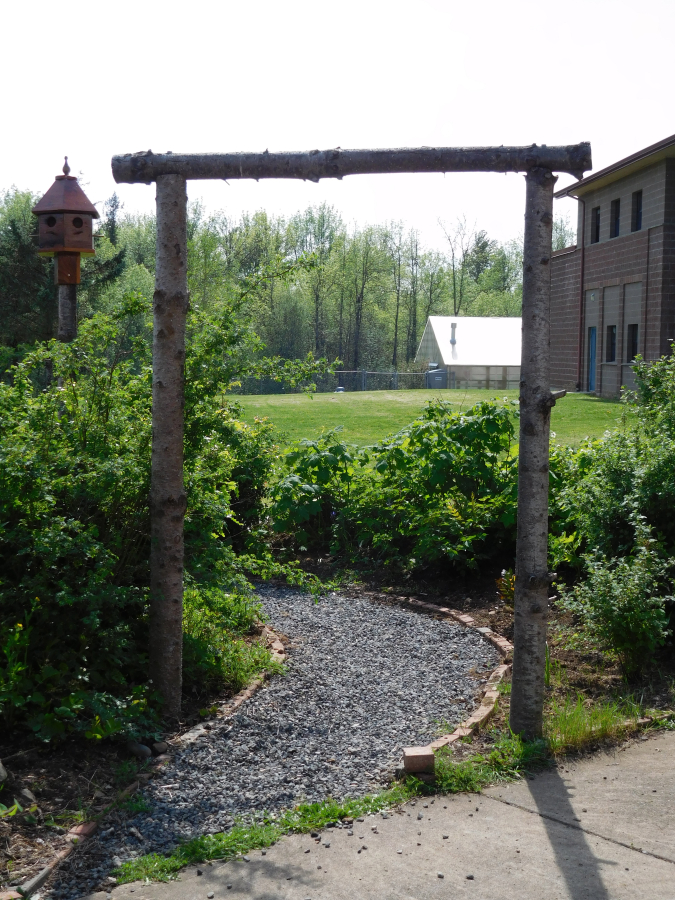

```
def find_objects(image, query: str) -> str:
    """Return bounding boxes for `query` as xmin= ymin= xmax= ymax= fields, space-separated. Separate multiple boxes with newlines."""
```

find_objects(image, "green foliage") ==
xmin=557 ymin=521 xmax=672 ymax=675
xmin=434 ymin=732 xmax=548 ymax=793
xmin=0 ymin=189 xmax=55 ymax=346
xmin=544 ymin=694 xmax=640 ymax=753
xmin=0 ymin=284 xmax=328 ymax=739
xmin=182 ymin=586 xmax=284 ymax=692
xmin=549 ymin=351 xmax=675 ymax=670
xmin=271 ymin=399 xmax=519 ymax=571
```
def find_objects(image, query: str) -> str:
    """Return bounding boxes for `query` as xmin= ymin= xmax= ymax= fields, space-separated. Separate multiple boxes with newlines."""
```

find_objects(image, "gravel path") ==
xmin=49 ymin=587 xmax=498 ymax=899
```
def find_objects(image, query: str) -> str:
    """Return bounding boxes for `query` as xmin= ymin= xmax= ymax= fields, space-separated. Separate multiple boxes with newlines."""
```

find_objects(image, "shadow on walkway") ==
xmin=526 ymin=769 xmax=617 ymax=900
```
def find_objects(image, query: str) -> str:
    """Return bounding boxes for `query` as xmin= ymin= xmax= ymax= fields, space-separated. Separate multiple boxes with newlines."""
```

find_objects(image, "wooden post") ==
xmin=509 ymin=168 xmax=557 ymax=740
xmin=150 ymin=174 xmax=189 ymax=719
xmin=57 ymin=284 xmax=77 ymax=342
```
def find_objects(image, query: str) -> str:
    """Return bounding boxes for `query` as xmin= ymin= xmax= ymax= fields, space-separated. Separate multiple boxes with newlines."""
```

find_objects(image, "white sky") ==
xmin=3 ymin=0 xmax=674 ymax=249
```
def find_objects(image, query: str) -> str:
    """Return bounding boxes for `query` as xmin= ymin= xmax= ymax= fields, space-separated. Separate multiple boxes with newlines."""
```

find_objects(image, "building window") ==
xmin=610 ymin=199 xmax=621 ymax=238
xmin=627 ymin=323 xmax=639 ymax=361
xmin=631 ymin=190 xmax=643 ymax=232
xmin=606 ymin=325 xmax=617 ymax=362
xmin=591 ymin=207 xmax=601 ymax=243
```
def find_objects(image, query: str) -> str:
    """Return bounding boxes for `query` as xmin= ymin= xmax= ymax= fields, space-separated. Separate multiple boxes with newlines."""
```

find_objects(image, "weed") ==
xmin=496 ymin=569 xmax=515 ymax=605
xmin=121 ymin=796 xmax=151 ymax=814
xmin=432 ymin=718 xmax=458 ymax=737
xmin=544 ymin=694 xmax=640 ymax=754
xmin=434 ymin=732 xmax=549 ymax=794
xmin=114 ymin=760 xmax=143 ymax=787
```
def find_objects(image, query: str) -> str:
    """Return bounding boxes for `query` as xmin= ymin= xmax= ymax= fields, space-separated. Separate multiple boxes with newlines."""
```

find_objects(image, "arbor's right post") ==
xmin=149 ymin=173 xmax=189 ymax=720
xmin=509 ymin=167 xmax=556 ymax=740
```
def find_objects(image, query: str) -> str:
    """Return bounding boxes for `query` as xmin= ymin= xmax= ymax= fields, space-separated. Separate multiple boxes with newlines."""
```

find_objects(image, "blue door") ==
xmin=588 ymin=327 xmax=597 ymax=391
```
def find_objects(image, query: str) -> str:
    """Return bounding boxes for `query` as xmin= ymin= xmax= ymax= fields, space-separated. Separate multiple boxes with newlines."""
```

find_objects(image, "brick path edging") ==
xmin=400 ymin=600 xmax=513 ymax=775
xmin=176 ymin=625 xmax=286 ymax=746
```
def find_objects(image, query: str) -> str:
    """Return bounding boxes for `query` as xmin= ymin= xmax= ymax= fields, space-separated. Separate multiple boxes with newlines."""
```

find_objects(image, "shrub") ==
xmin=0 ymin=295 xmax=285 ymax=739
xmin=271 ymin=399 xmax=520 ymax=571
xmin=556 ymin=520 xmax=672 ymax=675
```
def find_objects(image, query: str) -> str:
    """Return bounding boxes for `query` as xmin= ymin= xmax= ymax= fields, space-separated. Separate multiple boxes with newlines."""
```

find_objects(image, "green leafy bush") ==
xmin=557 ymin=521 xmax=672 ymax=675
xmin=182 ymin=585 xmax=284 ymax=691
xmin=271 ymin=399 xmax=520 ymax=570
xmin=0 ymin=294 xmax=296 ymax=739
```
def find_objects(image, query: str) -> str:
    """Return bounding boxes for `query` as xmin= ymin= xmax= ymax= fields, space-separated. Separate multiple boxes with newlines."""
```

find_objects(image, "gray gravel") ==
xmin=49 ymin=587 xmax=498 ymax=899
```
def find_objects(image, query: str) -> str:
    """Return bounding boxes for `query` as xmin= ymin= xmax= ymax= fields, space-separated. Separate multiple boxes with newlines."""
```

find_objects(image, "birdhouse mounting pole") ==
xmin=57 ymin=284 xmax=78 ymax=342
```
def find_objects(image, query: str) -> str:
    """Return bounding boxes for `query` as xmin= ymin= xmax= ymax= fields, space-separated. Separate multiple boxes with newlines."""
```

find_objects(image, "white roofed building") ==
xmin=415 ymin=316 xmax=522 ymax=389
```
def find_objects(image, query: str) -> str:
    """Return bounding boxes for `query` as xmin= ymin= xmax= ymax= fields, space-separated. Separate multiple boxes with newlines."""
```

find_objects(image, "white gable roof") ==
xmin=415 ymin=316 xmax=522 ymax=367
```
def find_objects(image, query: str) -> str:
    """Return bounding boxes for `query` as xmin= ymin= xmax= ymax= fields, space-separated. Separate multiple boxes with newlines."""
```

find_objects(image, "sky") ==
xmin=3 ymin=0 xmax=674 ymax=250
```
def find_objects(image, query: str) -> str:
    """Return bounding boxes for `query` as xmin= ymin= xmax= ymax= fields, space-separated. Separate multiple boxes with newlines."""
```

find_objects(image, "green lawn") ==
xmin=236 ymin=389 xmax=625 ymax=448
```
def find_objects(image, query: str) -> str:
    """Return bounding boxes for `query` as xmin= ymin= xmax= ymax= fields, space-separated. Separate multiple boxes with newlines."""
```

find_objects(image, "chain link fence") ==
xmin=233 ymin=370 xmax=427 ymax=395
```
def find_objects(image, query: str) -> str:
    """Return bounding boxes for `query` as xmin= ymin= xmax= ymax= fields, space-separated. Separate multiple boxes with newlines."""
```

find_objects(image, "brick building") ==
xmin=551 ymin=134 xmax=675 ymax=397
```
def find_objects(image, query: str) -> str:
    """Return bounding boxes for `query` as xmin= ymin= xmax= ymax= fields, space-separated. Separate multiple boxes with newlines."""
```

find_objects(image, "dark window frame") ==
xmin=627 ymin=323 xmax=639 ymax=361
xmin=631 ymin=190 xmax=643 ymax=232
xmin=606 ymin=324 xmax=617 ymax=362
xmin=610 ymin=198 xmax=621 ymax=238
xmin=591 ymin=206 xmax=601 ymax=243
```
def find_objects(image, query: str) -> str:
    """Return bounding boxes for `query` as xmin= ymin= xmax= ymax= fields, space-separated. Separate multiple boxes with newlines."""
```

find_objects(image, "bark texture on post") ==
xmin=509 ymin=168 xmax=556 ymax=740
xmin=150 ymin=174 xmax=189 ymax=719
xmin=112 ymin=144 xmax=591 ymax=184
xmin=57 ymin=284 xmax=77 ymax=342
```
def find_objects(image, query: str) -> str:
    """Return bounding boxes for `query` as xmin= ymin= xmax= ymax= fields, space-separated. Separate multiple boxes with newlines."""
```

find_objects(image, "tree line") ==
xmin=0 ymin=188 xmax=576 ymax=373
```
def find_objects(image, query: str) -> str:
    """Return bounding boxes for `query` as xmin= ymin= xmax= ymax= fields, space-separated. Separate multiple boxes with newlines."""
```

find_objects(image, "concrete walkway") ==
xmin=85 ymin=730 xmax=675 ymax=900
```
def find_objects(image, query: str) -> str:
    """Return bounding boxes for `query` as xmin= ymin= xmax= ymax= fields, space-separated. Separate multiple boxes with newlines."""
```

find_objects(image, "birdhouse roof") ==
xmin=32 ymin=176 xmax=100 ymax=218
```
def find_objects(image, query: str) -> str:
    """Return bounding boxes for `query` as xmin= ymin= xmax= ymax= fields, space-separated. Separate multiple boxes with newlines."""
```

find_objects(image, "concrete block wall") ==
xmin=580 ymin=161 xmax=667 ymax=245
xmin=550 ymin=247 xmax=581 ymax=391
xmin=551 ymin=225 xmax=667 ymax=398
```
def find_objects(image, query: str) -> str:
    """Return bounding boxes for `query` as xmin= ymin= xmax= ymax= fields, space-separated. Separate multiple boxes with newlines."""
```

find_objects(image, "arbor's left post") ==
xmin=150 ymin=174 xmax=189 ymax=719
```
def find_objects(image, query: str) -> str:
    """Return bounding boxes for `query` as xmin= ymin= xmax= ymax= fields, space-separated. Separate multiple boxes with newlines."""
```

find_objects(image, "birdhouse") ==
xmin=32 ymin=158 xmax=99 ymax=285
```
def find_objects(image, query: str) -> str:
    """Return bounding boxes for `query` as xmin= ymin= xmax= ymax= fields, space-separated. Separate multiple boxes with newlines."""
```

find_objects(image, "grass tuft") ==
xmin=544 ymin=694 xmax=640 ymax=754
xmin=433 ymin=732 xmax=549 ymax=794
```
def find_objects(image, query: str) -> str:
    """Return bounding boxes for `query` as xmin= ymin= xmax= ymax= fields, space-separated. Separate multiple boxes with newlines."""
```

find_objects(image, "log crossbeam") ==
xmin=112 ymin=143 xmax=592 ymax=185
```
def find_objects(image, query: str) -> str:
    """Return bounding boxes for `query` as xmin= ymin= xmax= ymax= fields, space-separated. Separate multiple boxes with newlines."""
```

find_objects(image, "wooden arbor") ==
xmin=112 ymin=143 xmax=592 ymax=737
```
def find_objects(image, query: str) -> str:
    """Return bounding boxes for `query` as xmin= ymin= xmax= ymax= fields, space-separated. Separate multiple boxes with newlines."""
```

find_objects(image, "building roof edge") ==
xmin=554 ymin=133 xmax=675 ymax=199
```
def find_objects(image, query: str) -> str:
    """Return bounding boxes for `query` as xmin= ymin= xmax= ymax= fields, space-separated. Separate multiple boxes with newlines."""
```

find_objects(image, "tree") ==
xmin=102 ymin=193 xmax=123 ymax=247
xmin=440 ymin=216 xmax=475 ymax=315
xmin=386 ymin=223 xmax=405 ymax=369
xmin=552 ymin=212 xmax=576 ymax=251
xmin=0 ymin=190 xmax=55 ymax=347
xmin=404 ymin=230 xmax=420 ymax=362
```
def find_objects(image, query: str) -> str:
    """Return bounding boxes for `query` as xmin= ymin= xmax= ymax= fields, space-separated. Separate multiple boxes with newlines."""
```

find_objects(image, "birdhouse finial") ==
xmin=63 ymin=156 xmax=71 ymax=177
